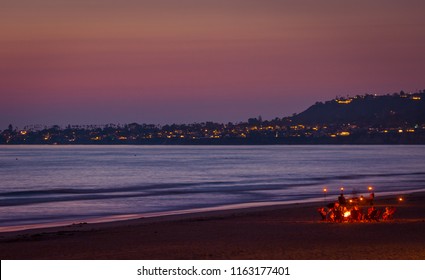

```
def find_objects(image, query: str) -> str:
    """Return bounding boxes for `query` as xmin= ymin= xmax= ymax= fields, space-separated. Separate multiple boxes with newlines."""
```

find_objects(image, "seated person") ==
xmin=334 ymin=203 xmax=343 ymax=222
xmin=382 ymin=206 xmax=396 ymax=220
xmin=366 ymin=206 xmax=380 ymax=221
xmin=350 ymin=205 xmax=362 ymax=222
xmin=317 ymin=207 xmax=327 ymax=221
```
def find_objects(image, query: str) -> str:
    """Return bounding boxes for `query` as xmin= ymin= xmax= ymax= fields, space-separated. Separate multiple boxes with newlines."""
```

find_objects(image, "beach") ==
xmin=1 ymin=191 xmax=425 ymax=260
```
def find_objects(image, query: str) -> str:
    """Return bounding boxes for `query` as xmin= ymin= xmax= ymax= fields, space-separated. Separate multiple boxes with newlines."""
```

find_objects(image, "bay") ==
xmin=0 ymin=145 xmax=424 ymax=229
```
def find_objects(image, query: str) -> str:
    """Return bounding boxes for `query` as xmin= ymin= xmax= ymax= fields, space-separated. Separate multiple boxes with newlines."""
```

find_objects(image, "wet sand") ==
xmin=1 ymin=192 xmax=425 ymax=259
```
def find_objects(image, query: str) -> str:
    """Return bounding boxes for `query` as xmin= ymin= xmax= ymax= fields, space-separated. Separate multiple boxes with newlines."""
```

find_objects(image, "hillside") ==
xmin=2 ymin=90 xmax=425 ymax=144
xmin=291 ymin=92 xmax=425 ymax=127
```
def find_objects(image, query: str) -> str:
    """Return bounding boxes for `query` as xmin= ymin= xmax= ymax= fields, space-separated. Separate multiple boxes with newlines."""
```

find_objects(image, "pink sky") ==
xmin=1 ymin=0 xmax=425 ymax=128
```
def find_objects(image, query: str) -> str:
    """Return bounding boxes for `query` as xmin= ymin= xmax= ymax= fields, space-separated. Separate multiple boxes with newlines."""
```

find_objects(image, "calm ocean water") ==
xmin=1 ymin=145 xmax=424 ymax=230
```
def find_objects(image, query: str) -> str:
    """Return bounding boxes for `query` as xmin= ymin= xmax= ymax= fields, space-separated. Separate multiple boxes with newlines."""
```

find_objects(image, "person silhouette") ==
xmin=338 ymin=193 xmax=346 ymax=206
xmin=369 ymin=192 xmax=375 ymax=205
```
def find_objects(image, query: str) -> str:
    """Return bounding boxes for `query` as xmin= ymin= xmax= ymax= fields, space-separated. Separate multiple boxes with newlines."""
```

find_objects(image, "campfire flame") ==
xmin=344 ymin=211 xmax=351 ymax=218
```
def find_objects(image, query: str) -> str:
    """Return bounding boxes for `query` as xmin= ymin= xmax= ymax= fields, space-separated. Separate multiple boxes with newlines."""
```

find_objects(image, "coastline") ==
xmin=1 ymin=191 xmax=425 ymax=259
xmin=0 ymin=196 xmax=336 ymax=233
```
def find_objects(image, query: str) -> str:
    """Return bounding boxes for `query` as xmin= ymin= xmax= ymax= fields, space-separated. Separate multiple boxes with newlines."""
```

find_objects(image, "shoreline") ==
xmin=0 ymin=189 xmax=418 ymax=234
xmin=0 ymin=197 xmax=327 ymax=235
xmin=0 ymin=196 xmax=329 ymax=233
xmin=1 ymin=191 xmax=425 ymax=259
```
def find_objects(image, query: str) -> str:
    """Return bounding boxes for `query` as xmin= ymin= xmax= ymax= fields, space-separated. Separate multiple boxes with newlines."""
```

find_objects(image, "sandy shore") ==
xmin=1 ymin=191 xmax=425 ymax=259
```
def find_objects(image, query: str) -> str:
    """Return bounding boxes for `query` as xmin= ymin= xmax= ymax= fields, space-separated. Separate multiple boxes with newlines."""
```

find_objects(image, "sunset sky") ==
xmin=1 ymin=0 xmax=425 ymax=128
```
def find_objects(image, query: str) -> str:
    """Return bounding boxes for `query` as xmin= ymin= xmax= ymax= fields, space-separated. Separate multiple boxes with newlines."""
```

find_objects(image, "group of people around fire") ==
xmin=318 ymin=190 xmax=397 ymax=223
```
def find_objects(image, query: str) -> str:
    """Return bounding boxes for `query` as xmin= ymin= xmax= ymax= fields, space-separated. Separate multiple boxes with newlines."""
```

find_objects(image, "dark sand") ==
xmin=1 ymin=192 xmax=425 ymax=259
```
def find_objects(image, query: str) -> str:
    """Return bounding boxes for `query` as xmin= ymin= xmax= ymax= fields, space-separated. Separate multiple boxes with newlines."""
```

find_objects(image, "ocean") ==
xmin=1 ymin=145 xmax=424 ymax=230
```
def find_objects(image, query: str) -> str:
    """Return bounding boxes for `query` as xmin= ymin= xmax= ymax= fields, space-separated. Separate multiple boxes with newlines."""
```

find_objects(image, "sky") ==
xmin=1 ymin=0 xmax=425 ymax=129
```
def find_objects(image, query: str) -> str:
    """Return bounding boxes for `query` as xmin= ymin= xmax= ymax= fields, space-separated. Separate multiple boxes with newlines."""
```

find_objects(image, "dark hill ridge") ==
xmin=292 ymin=92 xmax=425 ymax=126
xmin=2 ymin=90 xmax=425 ymax=144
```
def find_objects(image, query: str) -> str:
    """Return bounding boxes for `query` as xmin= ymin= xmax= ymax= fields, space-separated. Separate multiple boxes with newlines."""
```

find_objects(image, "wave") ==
xmin=1 ymin=171 xmax=425 ymax=207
